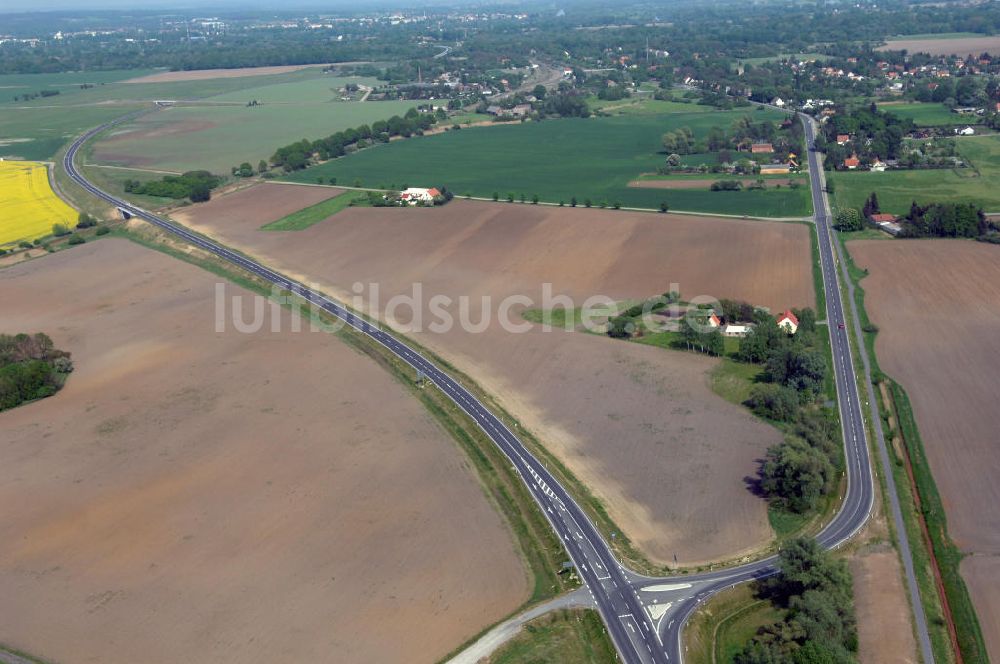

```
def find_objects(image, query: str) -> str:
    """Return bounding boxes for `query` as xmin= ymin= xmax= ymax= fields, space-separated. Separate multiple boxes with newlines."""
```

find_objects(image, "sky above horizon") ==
xmin=0 ymin=0 xmax=479 ymax=11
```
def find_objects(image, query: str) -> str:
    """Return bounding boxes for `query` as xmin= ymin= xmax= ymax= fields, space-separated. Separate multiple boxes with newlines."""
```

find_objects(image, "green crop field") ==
xmin=880 ymin=102 xmax=973 ymax=127
xmin=90 ymin=97 xmax=414 ymax=174
xmin=206 ymin=75 xmax=380 ymax=104
xmin=0 ymin=69 xmax=154 ymax=104
xmin=0 ymin=103 xmax=146 ymax=161
xmin=0 ymin=66 xmax=359 ymax=163
xmin=832 ymin=135 xmax=1000 ymax=214
xmin=284 ymin=109 xmax=812 ymax=217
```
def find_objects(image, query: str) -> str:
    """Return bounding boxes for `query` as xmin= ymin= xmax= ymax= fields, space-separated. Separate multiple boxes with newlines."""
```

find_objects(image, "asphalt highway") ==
xmin=64 ymin=111 xmax=880 ymax=664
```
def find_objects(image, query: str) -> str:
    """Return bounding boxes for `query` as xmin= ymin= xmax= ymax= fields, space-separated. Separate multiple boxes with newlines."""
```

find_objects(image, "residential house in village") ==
xmin=776 ymin=310 xmax=799 ymax=334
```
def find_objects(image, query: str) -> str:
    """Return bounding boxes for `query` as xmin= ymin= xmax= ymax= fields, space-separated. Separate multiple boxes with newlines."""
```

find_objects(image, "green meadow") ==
xmin=285 ymin=108 xmax=812 ymax=217
xmin=880 ymin=102 xmax=975 ymax=127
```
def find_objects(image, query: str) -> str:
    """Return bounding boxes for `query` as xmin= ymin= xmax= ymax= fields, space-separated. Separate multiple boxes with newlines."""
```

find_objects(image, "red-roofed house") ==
xmin=751 ymin=143 xmax=774 ymax=154
xmin=400 ymin=187 xmax=441 ymax=204
xmin=776 ymin=309 xmax=799 ymax=334
xmin=707 ymin=313 xmax=721 ymax=328
xmin=870 ymin=213 xmax=896 ymax=223
xmin=836 ymin=134 xmax=851 ymax=145
xmin=844 ymin=155 xmax=860 ymax=169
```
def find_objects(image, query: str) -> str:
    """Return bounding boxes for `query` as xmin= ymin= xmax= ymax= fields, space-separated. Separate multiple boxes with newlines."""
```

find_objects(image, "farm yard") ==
xmin=879 ymin=34 xmax=1000 ymax=57
xmin=848 ymin=239 xmax=1000 ymax=664
xmin=0 ymin=239 xmax=529 ymax=664
xmin=172 ymin=187 xmax=816 ymax=566
xmin=0 ymin=161 xmax=77 ymax=247
xmin=283 ymin=108 xmax=812 ymax=217
xmin=831 ymin=135 xmax=1000 ymax=215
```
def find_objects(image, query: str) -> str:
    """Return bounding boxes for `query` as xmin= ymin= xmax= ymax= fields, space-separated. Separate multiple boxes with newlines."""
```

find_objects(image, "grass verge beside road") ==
xmin=485 ymin=609 xmax=618 ymax=664
xmin=684 ymin=584 xmax=784 ymax=664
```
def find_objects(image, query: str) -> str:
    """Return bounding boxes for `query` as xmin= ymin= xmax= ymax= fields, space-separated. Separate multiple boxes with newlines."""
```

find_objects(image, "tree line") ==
xmin=269 ymin=108 xmax=436 ymax=173
xmin=123 ymin=171 xmax=221 ymax=202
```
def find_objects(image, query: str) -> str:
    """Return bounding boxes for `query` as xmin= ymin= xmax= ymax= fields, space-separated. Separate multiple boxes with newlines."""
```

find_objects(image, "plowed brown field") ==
xmin=849 ymin=239 xmax=1000 ymax=663
xmin=173 ymin=184 xmax=816 ymax=566
xmin=0 ymin=239 xmax=527 ymax=664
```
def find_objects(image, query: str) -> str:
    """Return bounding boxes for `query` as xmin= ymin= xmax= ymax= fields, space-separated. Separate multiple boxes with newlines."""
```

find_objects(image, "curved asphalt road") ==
xmin=65 ymin=111 xmax=883 ymax=664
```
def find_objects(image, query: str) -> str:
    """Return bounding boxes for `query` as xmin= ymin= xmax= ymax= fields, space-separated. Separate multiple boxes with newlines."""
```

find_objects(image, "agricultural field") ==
xmin=283 ymin=108 xmax=812 ymax=217
xmin=0 ymin=239 xmax=528 ymax=664
xmin=121 ymin=64 xmax=338 ymax=84
xmin=832 ymin=135 xmax=1000 ymax=214
xmin=90 ymin=81 xmax=413 ymax=173
xmin=0 ymin=161 xmax=77 ymax=247
xmin=879 ymin=101 xmax=972 ymax=127
xmin=0 ymin=69 xmax=153 ymax=104
xmin=0 ymin=66 xmax=393 ymax=165
xmin=878 ymin=34 xmax=1000 ymax=56
xmin=172 ymin=186 xmax=816 ymax=566
xmin=848 ymin=239 xmax=1000 ymax=663
xmin=0 ymin=103 xmax=146 ymax=162
xmin=630 ymin=173 xmax=806 ymax=190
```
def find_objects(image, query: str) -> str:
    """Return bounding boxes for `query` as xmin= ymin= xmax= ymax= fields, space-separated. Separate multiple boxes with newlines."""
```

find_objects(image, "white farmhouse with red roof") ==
xmin=399 ymin=187 xmax=441 ymax=204
xmin=776 ymin=309 xmax=799 ymax=334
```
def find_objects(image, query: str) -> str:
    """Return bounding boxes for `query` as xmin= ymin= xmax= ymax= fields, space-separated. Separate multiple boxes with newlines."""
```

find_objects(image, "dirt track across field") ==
xmin=878 ymin=35 xmax=1000 ymax=57
xmin=0 ymin=239 xmax=528 ymax=664
xmin=849 ymin=238 xmax=1000 ymax=663
xmin=174 ymin=185 xmax=816 ymax=566
xmin=123 ymin=64 xmax=335 ymax=84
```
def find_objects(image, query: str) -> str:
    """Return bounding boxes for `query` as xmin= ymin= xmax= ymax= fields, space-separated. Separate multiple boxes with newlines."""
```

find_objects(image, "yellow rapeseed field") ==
xmin=0 ymin=160 xmax=77 ymax=247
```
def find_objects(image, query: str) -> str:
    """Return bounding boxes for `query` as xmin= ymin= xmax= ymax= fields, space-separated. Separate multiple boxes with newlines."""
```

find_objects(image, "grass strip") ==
xmin=260 ymin=190 xmax=363 ymax=230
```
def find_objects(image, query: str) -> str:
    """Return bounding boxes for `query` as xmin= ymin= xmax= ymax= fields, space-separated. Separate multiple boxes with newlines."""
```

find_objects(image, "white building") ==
xmin=721 ymin=324 xmax=750 ymax=338
xmin=399 ymin=187 xmax=441 ymax=204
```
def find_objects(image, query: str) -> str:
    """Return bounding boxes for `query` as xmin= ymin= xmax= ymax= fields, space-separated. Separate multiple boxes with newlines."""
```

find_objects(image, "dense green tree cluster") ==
xmin=738 ymin=309 xmax=838 ymax=513
xmin=270 ymin=110 xmax=435 ymax=172
xmin=0 ymin=333 xmax=72 ymax=411
xmin=123 ymin=171 xmax=221 ymax=202
xmin=540 ymin=93 xmax=590 ymax=118
xmin=899 ymin=202 xmax=990 ymax=238
xmin=833 ymin=208 xmax=863 ymax=232
xmin=819 ymin=105 xmax=914 ymax=168
xmin=735 ymin=538 xmax=857 ymax=664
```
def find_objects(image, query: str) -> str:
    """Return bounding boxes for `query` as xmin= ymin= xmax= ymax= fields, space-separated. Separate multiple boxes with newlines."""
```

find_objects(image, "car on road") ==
xmin=838 ymin=322 xmax=846 ymax=329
